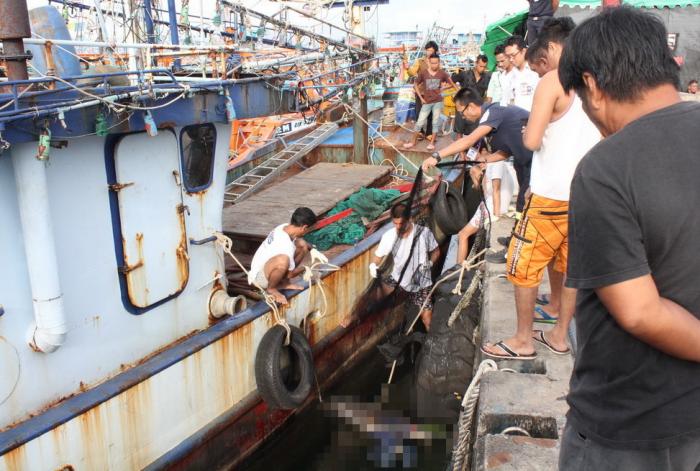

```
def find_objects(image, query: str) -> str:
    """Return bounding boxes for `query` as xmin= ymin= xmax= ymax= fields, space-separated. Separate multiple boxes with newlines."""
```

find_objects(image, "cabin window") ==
xmin=180 ymin=124 xmax=216 ymax=192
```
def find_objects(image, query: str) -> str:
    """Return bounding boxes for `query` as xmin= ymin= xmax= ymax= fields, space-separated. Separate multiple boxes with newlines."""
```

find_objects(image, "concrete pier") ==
xmin=471 ymin=218 xmax=574 ymax=470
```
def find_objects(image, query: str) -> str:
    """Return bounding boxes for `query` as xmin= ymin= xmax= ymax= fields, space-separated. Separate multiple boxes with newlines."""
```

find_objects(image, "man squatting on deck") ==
xmin=369 ymin=202 xmax=439 ymax=330
xmin=247 ymin=207 xmax=317 ymax=305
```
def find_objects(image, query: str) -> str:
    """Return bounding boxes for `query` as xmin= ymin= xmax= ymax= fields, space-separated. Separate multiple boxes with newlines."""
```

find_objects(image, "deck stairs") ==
xmin=224 ymin=122 xmax=339 ymax=204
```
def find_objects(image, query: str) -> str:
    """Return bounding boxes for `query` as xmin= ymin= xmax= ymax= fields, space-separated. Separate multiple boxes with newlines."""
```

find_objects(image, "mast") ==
xmin=0 ymin=0 xmax=31 ymax=81
xmin=167 ymin=0 xmax=182 ymax=69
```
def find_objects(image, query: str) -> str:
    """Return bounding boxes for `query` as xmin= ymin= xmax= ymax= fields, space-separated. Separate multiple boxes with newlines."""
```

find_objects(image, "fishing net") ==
xmin=305 ymin=187 xmax=401 ymax=251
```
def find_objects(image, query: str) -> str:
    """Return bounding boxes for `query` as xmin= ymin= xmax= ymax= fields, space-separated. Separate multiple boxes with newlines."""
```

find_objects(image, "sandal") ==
xmin=534 ymin=306 xmax=558 ymax=324
xmin=532 ymin=330 xmax=570 ymax=355
xmin=536 ymin=293 xmax=550 ymax=305
xmin=480 ymin=341 xmax=537 ymax=360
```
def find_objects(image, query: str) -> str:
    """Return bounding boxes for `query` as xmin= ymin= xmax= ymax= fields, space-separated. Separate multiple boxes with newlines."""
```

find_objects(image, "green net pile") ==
xmin=305 ymin=187 xmax=401 ymax=251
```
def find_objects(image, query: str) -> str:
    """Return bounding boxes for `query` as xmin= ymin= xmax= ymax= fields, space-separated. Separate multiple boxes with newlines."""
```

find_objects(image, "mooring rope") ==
xmin=452 ymin=359 xmax=499 ymax=471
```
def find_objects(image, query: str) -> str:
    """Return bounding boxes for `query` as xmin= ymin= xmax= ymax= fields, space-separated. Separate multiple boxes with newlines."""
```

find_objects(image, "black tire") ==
xmin=431 ymin=185 xmax=469 ymax=235
xmin=255 ymin=325 xmax=315 ymax=410
xmin=415 ymin=271 xmax=482 ymax=417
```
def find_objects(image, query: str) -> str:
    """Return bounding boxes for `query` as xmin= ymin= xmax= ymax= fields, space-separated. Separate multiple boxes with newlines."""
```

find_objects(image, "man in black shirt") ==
xmin=422 ymin=87 xmax=532 ymax=213
xmin=452 ymin=55 xmax=492 ymax=136
xmin=558 ymin=7 xmax=700 ymax=470
xmin=527 ymin=0 xmax=559 ymax=45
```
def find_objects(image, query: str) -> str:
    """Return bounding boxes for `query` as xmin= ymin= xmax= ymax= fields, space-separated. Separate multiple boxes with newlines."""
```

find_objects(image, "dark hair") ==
xmin=476 ymin=54 xmax=488 ymax=65
xmin=525 ymin=17 xmax=575 ymax=63
xmin=390 ymin=202 xmax=408 ymax=219
xmin=428 ymin=53 xmax=440 ymax=61
xmin=505 ymin=35 xmax=527 ymax=50
xmin=454 ymin=87 xmax=484 ymax=107
xmin=494 ymin=44 xmax=506 ymax=56
xmin=559 ymin=6 xmax=680 ymax=102
xmin=291 ymin=207 xmax=317 ymax=227
xmin=424 ymin=40 xmax=439 ymax=52
xmin=689 ymin=79 xmax=699 ymax=86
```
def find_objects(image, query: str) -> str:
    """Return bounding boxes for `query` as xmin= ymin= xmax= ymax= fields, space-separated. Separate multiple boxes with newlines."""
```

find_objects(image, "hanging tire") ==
xmin=254 ymin=325 xmax=315 ymax=410
xmin=431 ymin=185 xmax=469 ymax=235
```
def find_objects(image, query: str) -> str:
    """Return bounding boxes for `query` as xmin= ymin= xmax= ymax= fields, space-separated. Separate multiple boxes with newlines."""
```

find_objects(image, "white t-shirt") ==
xmin=375 ymin=224 xmax=438 ymax=292
xmin=248 ymin=224 xmax=296 ymax=284
xmin=500 ymin=69 xmax=516 ymax=107
xmin=530 ymin=94 xmax=601 ymax=201
xmin=510 ymin=65 xmax=539 ymax=111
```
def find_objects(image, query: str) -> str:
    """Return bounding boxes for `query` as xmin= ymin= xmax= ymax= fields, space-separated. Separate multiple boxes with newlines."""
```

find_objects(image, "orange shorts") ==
xmin=506 ymin=194 xmax=569 ymax=288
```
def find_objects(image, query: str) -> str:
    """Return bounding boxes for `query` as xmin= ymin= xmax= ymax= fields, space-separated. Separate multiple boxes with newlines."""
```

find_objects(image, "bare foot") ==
xmin=340 ymin=314 xmax=356 ymax=328
xmin=403 ymin=142 xmax=416 ymax=149
xmin=266 ymin=289 xmax=288 ymax=305
xmin=280 ymin=282 xmax=303 ymax=291
xmin=426 ymin=143 xmax=435 ymax=151
xmin=481 ymin=337 xmax=535 ymax=357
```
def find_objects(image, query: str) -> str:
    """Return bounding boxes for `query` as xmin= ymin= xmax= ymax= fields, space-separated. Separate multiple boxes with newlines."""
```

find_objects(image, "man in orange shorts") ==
xmin=481 ymin=18 xmax=600 ymax=359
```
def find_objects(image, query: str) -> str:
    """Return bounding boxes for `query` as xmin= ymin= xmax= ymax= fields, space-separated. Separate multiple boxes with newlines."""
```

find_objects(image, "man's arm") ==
xmin=523 ymin=72 xmax=560 ymax=151
xmin=413 ymin=81 xmax=426 ymax=104
xmin=407 ymin=59 xmax=421 ymax=78
xmin=422 ymin=124 xmax=493 ymax=170
xmin=597 ymin=275 xmax=700 ymax=362
xmin=429 ymin=247 xmax=440 ymax=265
xmin=552 ymin=0 xmax=560 ymax=11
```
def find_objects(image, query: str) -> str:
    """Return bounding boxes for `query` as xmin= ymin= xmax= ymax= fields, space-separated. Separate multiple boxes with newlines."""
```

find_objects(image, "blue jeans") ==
xmin=414 ymin=101 xmax=443 ymax=137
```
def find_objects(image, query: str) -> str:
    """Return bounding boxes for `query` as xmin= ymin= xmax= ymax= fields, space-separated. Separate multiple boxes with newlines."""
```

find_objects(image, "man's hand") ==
xmin=369 ymin=262 xmax=378 ymax=279
xmin=422 ymin=157 xmax=439 ymax=172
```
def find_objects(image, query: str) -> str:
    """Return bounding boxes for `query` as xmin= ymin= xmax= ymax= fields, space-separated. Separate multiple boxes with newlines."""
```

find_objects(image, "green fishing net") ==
xmin=305 ymin=187 xmax=401 ymax=250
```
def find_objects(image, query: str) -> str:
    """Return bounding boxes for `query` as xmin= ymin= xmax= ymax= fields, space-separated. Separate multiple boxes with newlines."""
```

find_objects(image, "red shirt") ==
xmin=416 ymin=69 xmax=450 ymax=104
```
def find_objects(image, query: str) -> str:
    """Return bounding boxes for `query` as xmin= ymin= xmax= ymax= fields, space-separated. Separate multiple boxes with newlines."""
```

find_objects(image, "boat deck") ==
xmin=222 ymin=162 xmax=392 ymax=240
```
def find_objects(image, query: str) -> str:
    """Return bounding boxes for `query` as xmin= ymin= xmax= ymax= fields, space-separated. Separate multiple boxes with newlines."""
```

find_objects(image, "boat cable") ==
xmin=451 ymin=359 xmax=499 ymax=471
xmin=386 ymin=249 xmax=487 ymax=384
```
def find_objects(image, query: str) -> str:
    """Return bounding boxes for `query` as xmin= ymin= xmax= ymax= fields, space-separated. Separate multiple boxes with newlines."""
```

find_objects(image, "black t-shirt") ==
xmin=528 ymin=0 xmax=554 ymax=17
xmin=566 ymin=101 xmax=700 ymax=450
xmin=452 ymin=69 xmax=492 ymax=98
xmin=478 ymin=103 xmax=532 ymax=164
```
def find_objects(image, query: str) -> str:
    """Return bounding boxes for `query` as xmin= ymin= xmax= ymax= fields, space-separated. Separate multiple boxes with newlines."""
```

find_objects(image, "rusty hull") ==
xmin=0 ymin=242 xmax=393 ymax=470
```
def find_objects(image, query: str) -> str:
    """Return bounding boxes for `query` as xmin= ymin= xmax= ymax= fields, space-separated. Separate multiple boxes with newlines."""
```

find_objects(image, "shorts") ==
xmin=466 ymin=202 xmax=488 ymax=229
xmin=383 ymin=276 xmax=434 ymax=311
xmin=506 ymin=194 xmax=569 ymax=288
xmin=252 ymin=270 xmax=269 ymax=289
xmin=485 ymin=160 xmax=506 ymax=180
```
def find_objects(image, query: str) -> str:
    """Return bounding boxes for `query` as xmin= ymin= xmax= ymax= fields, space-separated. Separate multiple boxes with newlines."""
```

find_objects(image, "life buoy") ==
xmin=254 ymin=325 xmax=315 ymax=410
xmin=431 ymin=184 xmax=469 ymax=235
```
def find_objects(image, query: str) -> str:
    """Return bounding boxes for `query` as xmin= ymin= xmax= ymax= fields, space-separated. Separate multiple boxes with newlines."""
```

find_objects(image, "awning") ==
xmin=481 ymin=10 xmax=528 ymax=70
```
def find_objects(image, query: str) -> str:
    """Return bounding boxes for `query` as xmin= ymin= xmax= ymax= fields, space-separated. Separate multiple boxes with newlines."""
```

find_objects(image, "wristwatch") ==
xmin=431 ymin=151 xmax=441 ymax=163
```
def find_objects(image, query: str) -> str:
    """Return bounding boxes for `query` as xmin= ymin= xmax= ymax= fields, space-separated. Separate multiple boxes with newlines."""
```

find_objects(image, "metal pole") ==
xmin=167 ymin=0 xmax=182 ymax=70
xmin=353 ymin=91 xmax=369 ymax=164
xmin=143 ymin=0 xmax=156 ymax=44
xmin=0 ymin=0 xmax=32 ymax=81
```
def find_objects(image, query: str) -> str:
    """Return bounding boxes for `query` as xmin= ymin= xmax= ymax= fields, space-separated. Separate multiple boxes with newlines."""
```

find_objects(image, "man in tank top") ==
xmin=481 ymin=17 xmax=600 ymax=360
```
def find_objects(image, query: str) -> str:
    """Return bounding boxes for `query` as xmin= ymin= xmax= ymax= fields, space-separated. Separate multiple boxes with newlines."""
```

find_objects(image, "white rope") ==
xmin=452 ymin=359 xmax=499 ymax=471
xmin=302 ymin=248 xmax=340 ymax=319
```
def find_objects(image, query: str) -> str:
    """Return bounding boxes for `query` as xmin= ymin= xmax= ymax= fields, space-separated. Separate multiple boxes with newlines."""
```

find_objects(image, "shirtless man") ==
xmin=248 ymin=207 xmax=317 ymax=305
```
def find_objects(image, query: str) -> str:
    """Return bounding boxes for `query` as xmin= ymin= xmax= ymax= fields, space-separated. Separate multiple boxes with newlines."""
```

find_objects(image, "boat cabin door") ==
xmin=113 ymin=131 xmax=189 ymax=311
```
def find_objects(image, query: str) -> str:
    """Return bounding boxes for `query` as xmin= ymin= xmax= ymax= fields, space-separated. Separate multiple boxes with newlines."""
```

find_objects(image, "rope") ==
xmin=302 ymin=248 xmax=340 ymax=319
xmin=452 ymin=359 xmax=499 ymax=471
xmin=386 ymin=252 xmax=485 ymax=384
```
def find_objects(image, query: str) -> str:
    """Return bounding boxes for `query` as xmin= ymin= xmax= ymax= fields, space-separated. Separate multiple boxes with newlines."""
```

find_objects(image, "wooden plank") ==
xmin=222 ymin=163 xmax=391 ymax=239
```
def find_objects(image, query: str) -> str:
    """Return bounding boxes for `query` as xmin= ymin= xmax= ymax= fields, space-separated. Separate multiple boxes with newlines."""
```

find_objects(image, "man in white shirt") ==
xmin=505 ymin=35 xmax=540 ymax=112
xmin=369 ymin=202 xmax=440 ymax=330
xmin=248 ymin=207 xmax=317 ymax=305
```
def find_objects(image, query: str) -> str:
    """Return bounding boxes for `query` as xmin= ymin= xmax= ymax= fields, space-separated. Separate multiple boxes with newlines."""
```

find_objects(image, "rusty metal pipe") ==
xmin=0 ymin=0 xmax=32 ymax=81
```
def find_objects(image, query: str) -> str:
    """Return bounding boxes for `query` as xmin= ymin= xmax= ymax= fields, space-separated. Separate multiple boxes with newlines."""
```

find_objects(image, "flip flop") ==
xmin=536 ymin=293 xmax=550 ymax=305
xmin=534 ymin=306 xmax=558 ymax=324
xmin=480 ymin=341 xmax=537 ymax=360
xmin=532 ymin=330 xmax=570 ymax=355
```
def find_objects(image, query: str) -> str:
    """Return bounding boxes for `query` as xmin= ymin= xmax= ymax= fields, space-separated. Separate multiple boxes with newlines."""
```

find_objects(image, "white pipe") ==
xmin=242 ymin=51 xmax=343 ymax=71
xmin=209 ymin=289 xmax=246 ymax=318
xmin=24 ymin=38 xmax=241 ymax=52
xmin=12 ymin=151 xmax=67 ymax=353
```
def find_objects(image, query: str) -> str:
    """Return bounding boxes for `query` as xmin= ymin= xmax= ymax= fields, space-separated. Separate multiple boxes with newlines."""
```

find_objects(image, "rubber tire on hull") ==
xmin=415 ymin=270 xmax=482 ymax=416
xmin=254 ymin=325 xmax=315 ymax=410
xmin=431 ymin=185 xmax=469 ymax=235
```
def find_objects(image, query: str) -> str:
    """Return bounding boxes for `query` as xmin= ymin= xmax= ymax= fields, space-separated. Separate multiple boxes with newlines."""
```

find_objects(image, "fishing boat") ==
xmin=0 ymin=1 xmax=477 ymax=469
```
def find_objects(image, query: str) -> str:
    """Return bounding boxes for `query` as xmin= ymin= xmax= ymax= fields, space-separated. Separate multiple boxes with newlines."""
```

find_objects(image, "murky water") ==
xmin=238 ymin=351 xmax=454 ymax=471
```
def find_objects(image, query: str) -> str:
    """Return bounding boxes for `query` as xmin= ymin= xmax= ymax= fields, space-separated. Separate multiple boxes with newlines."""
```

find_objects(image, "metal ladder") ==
xmin=224 ymin=122 xmax=339 ymax=204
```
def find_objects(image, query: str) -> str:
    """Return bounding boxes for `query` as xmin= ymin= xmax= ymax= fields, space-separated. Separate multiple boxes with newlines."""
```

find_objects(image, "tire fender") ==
xmin=254 ymin=325 xmax=315 ymax=410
